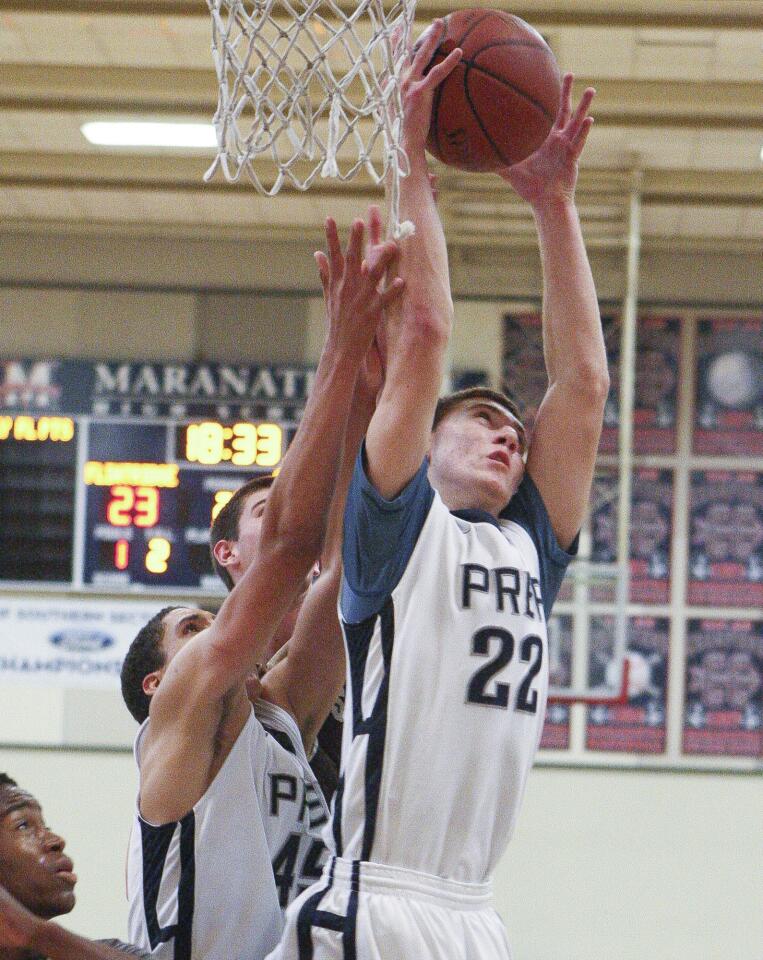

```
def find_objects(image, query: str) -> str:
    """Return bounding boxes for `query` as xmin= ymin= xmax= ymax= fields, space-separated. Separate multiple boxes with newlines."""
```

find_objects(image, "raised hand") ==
xmin=357 ymin=206 xmax=388 ymax=406
xmin=499 ymin=73 xmax=595 ymax=208
xmin=314 ymin=211 xmax=404 ymax=362
xmin=397 ymin=20 xmax=462 ymax=155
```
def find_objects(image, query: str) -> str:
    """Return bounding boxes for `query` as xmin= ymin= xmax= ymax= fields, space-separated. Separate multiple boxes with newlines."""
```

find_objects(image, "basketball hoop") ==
xmin=205 ymin=0 xmax=417 ymax=238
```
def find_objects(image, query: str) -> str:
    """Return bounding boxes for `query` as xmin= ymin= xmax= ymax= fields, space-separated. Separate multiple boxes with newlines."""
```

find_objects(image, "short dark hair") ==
xmin=120 ymin=606 xmax=179 ymax=724
xmin=433 ymin=387 xmax=526 ymax=450
xmin=209 ymin=474 xmax=276 ymax=590
xmin=0 ymin=773 xmax=17 ymax=791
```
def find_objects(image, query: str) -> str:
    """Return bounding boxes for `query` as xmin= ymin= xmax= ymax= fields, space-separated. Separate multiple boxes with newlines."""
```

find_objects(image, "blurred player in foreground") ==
xmin=119 ymin=218 xmax=402 ymax=960
xmin=0 ymin=773 xmax=148 ymax=960
xmin=270 ymin=28 xmax=608 ymax=960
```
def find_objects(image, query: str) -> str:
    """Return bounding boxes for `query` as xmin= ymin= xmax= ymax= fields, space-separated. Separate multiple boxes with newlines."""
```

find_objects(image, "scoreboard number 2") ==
xmin=146 ymin=538 xmax=171 ymax=574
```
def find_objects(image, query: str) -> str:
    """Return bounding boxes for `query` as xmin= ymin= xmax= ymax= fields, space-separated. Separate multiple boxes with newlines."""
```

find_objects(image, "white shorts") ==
xmin=266 ymin=856 xmax=512 ymax=960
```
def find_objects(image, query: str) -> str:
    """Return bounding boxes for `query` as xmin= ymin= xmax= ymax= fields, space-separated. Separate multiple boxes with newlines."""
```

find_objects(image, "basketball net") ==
xmin=205 ymin=0 xmax=418 ymax=238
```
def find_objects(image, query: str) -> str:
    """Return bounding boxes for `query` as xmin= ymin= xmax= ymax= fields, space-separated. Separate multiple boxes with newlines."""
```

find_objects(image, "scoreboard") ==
xmin=0 ymin=359 xmax=308 ymax=593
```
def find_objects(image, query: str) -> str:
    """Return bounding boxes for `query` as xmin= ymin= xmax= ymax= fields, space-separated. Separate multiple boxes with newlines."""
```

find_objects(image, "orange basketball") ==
xmin=423 ymin=9 xmax=562 ymax=172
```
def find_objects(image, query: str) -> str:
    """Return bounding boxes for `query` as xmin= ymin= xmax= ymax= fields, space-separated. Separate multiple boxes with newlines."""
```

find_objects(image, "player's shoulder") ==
xmin=253 ymin=697 xmax=306 ymax=763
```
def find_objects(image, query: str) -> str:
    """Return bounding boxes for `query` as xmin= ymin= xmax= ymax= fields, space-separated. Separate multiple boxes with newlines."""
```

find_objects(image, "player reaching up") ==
xmin=120 ymin=216 xmax=402 ymax=960
xmin=269 ymin=31 xmax=608 ymax=960
xmin=207 ymin=207 xmax=392 ymax=805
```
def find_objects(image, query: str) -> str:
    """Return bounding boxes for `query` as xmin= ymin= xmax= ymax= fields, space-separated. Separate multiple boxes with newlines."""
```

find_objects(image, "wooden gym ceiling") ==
xmin=0 ymin=0 xmax=761 ymax=252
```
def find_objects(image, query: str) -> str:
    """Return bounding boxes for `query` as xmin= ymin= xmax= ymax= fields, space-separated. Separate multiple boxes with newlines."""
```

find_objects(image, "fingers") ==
xmin=324 ymin=216 xmax=343 ymax=273
xmin=570 ymin=115 xmax=594 ymax=159
xmin=377 ymin=276 xmax=405 ymax=311
xmin=422 ymin=45 xmax=462 ymax=90
xmin=344 ymin=218 xmax=365 ymax=265
xmin=363 ymin=239 xmax=399 ymax=286
xmin=410 ymin=20 xmax=441 ymax=75
xmin=367 ymin=204 xmax=383 ymax=248
xmin=569 ymin=86 xmax=595 ymax=138
xmin=390 ymin=22 xmax=404 ymax=61
xmin=314 ymin=251 xmax=330 ymax=300
xmin=553 ymin=72 xmax=574 ymax=130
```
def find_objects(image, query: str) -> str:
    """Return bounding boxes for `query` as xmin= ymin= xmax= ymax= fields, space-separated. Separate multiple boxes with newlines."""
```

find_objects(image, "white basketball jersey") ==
xmin=332 ymin=492 xmax=549 ymax=882
xmin=127 ymin=700 xmax=329 ymax=960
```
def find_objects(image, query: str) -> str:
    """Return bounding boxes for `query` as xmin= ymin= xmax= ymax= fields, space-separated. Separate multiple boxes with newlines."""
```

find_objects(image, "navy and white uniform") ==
xmin=268 ymin=455 xmax=576 ymax=960
xmin=127 ymin=699 xmax=329 ymax=960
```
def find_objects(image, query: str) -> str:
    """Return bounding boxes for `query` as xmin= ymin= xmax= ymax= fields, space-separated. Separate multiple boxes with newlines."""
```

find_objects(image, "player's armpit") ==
xmin=260 ymin=563 xmax=345 ymax=751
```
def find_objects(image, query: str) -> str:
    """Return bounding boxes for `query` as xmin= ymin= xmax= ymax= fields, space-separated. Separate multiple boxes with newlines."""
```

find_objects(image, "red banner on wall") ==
xmin=683 ymin=619 xmax=762 ymax=757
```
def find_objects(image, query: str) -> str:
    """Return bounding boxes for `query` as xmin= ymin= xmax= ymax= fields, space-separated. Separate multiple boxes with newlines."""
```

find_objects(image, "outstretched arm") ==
xmin=0 ymin=884 xmax=147 ymax=960
xmin=262 ymin=212 xmax=389 ymax=747
xmin=140 ymin=220 xmax=402 ymax=807
xmin=500 ymin=74 xmax=609 ymax=549
xmin=364 ymin=23 xmax=463 ymax=499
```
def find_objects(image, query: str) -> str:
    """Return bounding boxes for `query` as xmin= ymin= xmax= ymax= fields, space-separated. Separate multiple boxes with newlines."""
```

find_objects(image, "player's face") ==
xmin=0 ymin=787 xmax=76 ymax=919
xmin=160 ymin=608 xmax=215 ymax=664
xmin=222 ymin=487 xmax=318 ymax=607
xmin=227 ymin=488 xmax=272 ymax=579
xmin=429 ymin=400 xmax=525 ymax=515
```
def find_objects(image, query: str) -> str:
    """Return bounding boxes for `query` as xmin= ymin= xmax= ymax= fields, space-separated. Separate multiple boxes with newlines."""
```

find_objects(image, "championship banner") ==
xmin=540 ymin=613 xmax=572 ymax=750
xmin=688 ymin=470 xmax=763 ymax=606
xmin=0 ymin=598 xmax=163 ymax=688
xmin=693 ymin=316 xmax=763 ymax=456
xmin=589 ymin=468 xmax=673 ymax=604
xmin=586 ymin=615 xmax=669 ymax=754
xmin=683 ymin=619 xmax=763 ymax=758
xmin=600 ymin=315 xmax=679 ymax=455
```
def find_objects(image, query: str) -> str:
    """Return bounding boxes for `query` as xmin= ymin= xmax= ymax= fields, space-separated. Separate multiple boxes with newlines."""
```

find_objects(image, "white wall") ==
xmin=495 ymin=765 xmax=763 ymax=960
xmin=0 ymin=747 xmax=760 ymax=960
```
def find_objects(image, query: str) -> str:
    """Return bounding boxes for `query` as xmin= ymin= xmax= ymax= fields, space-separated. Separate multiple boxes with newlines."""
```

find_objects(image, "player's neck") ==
xmin=435 ymin=478 xmax=502 ymax=519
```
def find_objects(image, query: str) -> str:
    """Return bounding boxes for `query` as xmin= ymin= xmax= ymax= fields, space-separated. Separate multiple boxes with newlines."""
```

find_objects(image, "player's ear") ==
xmin=212 ymin=538 xmax=237 ymax=570
xmin=142 ymin=670 xmax=162 ymax=698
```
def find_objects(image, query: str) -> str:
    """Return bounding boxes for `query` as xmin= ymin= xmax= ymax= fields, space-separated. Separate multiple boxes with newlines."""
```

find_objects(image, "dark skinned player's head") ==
xmin=0 ymin=774 xmax=77 ymax=919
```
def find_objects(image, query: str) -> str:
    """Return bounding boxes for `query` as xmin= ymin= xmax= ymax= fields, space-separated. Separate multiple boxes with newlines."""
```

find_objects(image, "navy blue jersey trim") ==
xmin=296 ymin=858 xmax=359 ymax=960
xmin=451 ymin=507 xmax=501 ymax=529
xmin=140 ymin=812 xmax=195 ymax=960
xmin=262 ymin=724 xmax=297 ymax=756
xmin=343 ymin=860 xmax=360 ymax=960
xmin=500 ymin=472 xmax=578 ymax=617
xmin=331 ymin=773 xmax=345 ymax=857
xmin=342 ymin=598 xmax=395 ymax=863
xmin=296 ymin=859 xmax=340 ymax=960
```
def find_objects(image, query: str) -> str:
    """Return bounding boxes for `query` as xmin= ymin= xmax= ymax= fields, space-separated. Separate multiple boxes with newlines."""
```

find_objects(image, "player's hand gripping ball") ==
xmin=419 ymin=8 xmax=562 ymax=172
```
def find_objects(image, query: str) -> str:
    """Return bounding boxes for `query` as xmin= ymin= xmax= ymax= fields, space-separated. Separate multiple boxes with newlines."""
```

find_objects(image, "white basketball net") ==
xmin=205 ymin=0 xmax=418 ymax=238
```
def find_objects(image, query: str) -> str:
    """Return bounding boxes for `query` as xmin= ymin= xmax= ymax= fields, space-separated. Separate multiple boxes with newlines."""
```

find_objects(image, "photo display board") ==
xmin=505 ymin=310 xmax=763 ymax=769
xmin=694 ymin=316 xmax=763 ymax=456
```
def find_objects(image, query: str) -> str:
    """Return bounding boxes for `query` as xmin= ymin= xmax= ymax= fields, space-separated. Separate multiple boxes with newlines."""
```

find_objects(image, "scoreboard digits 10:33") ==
xmin=0 ymin=359 xmax=308 ymax=593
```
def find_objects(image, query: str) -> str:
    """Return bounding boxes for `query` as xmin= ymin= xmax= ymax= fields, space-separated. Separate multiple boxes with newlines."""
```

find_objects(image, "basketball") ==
xmin=422 ymin=8 xmax=562 ymax=172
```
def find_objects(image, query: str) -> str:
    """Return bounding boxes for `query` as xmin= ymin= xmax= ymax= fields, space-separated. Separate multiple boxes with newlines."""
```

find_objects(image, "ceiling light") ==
xmin=81 ymin=122 xmax=217 ymax=149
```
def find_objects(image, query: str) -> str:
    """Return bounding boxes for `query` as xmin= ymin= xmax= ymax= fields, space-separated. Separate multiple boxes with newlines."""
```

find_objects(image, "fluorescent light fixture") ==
xmin=81 ymin=121 xmax=217 ymax=149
